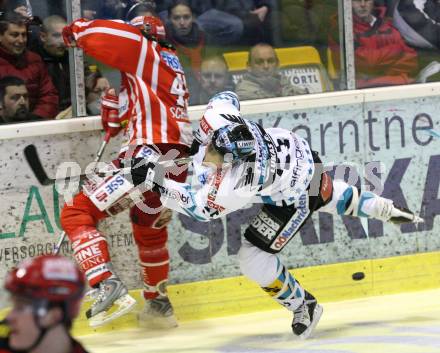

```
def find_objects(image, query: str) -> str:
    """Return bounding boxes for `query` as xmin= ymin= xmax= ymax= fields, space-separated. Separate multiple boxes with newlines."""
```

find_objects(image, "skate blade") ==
xmin=89 ymin=294 xmax=137 ymax=328
xmin=391 ymin=209 xmax=424 ymax=224
xmin=138 ymin=312 xmax=178 ymax=329
xmin=298 ymin=304 xmax=323 ymax=340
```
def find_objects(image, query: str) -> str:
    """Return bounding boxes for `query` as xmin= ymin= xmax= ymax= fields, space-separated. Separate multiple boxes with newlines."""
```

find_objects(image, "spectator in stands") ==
xmin=159 ymin=0 xmax=275 ymax=45
xmin=82 ymin=0 xmax=128 ymax=20
xmin=156 ymin=0 xmax=243 ymax=45
xmin=393 ymin=0 xmax=440 ymax=82
xmin=166 ymin=0 xmax=205 ymax=81
xmin=0 ymin=0 xmax=31 ymax=18
xmin=125 ymin=0 xmax=157 ymax=21
xmin=191 ymin=55 xmax=234 ymax=105
xmin=328 ymin=0 xmax=418 ymax=88
xmin=0 ymin=76 xmax=32 ymax=123
xmin=84 ymin=65 xmax=111 ymax=115
xmin=279 ymin=0 xmax=336 ymax=51
xmin=236 ymin=43 xmax=307 ymax=100
xmin=31 ymin=15 xmax=70 ymax=112
xmin=0 ymin=12 xmax=58 ymax=119
xmin=211 ymin=0 xmax=275 ymax=45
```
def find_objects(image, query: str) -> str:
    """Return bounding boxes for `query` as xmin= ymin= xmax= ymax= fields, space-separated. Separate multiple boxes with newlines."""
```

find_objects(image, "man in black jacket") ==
xmin=33 ymin=15 xmax=71 ymax=112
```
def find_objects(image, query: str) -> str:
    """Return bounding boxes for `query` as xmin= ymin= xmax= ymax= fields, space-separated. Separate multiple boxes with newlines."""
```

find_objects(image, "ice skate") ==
xmin=388 ymin=205 xmax=423 ymax=224
xmin=86 ymin=276 xmax=137 ymax=328
xmin=138 ymin=295 xmax=178 ymax=329
xmin=292 ymin=291 xmax=323 ymax=339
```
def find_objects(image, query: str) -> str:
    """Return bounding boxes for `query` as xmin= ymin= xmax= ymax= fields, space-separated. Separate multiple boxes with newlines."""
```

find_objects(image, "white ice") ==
xmin=80 ymin=288 xmax=440 ymax=353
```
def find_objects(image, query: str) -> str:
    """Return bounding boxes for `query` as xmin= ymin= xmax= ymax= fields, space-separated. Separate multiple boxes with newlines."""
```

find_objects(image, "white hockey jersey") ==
xmin=159 ymin=93 xmax=315 ymax=221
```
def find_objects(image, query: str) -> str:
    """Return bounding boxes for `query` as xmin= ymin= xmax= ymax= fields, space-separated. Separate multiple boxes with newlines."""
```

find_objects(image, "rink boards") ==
xmin=0 ymin=83 xmax=439 ymax=330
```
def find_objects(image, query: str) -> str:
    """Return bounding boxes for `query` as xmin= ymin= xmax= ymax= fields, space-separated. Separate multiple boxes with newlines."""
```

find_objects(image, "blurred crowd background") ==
xmin=0 ymin=0 xmax=439 ymax=123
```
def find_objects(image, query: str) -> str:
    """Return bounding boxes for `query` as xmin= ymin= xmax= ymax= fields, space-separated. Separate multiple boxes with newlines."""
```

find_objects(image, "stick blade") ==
xmin=23 ymin=144 xmax=54 ymax=185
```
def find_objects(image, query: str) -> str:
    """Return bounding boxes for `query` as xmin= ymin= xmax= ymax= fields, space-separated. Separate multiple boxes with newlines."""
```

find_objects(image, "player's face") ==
xmin=6 ymin=297 xmax=41 ymax=350
xmin=200 ymin=60 xmax=228 ymax=95
xmin=203 ymin=143 xmax=226 ymax=168
xmin=41 ymin=22 xmax=67 ymax=58
xmin=2 ymin=85 xmax=29 ymax=122
xmin=249 ymin=46 xmax=279 ymax=76
xmin=0 ymin=23 xmax=27 ymax=56
xmin=352 ymin=0 xmax=374 ymax=22
xmin=169 ymin=5 xmax=193 ymax=36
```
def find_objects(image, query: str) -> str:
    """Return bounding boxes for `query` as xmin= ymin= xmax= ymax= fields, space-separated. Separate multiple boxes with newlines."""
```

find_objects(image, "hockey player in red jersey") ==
xmin=0 ymin=255 xmax=89 ymax=353
xmin=60 ymin=16 xmax=192 ymax=328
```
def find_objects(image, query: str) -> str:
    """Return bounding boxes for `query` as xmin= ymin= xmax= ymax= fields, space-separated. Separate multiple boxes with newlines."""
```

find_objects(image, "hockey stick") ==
xmin=50 ymin=132 xmax=111 ymax=255
xmin=24 ymin=132 xmax=111 ymax=186
xmin=25 ymin=141 xmax=193 ymax=185
xmin=53 ymin=230 xmax=67 ymax=255
xmin=24 ymin=144 xmax=56 ymax=186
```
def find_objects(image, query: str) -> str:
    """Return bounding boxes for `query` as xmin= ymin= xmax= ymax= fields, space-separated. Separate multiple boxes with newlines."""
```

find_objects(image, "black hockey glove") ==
xmin=130 ymin=157 xmax=164 ymax=190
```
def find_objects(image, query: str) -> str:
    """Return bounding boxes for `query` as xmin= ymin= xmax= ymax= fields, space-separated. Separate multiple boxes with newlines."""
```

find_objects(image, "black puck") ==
xmin=352 ymin=272 xmax=365 ymax=281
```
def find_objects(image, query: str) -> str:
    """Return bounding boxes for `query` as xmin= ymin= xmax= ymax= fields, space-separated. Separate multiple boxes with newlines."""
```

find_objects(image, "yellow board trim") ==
xmin=2 ymin=251 xmax=440 ymax=337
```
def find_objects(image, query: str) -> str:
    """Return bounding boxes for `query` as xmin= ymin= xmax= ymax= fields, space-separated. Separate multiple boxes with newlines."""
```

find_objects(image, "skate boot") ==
xmin=86 ymin=275 xmax=137 ymax=328
xmin=138 ymin=295 xmax=178 ymax=329
xmin=388 ymin=205 xmax=424 ymax=224
xmin=292 ymin=291 xmax=323 ymax=339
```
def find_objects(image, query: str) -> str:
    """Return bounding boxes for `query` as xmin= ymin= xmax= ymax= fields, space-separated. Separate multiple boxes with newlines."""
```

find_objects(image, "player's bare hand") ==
xmin=14 ymin=6 xmax=30 ymax=18
xmin=250 ymin=6 xmax=268 ymax=22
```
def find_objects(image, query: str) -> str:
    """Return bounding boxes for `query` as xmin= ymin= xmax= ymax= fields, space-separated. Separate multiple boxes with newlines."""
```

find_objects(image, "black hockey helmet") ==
xmin=212 ymin=124 xmax=256 ymax=161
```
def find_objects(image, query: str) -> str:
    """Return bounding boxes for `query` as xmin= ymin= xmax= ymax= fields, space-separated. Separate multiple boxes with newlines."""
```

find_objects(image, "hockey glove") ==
xmin=101 ymin=89 xmax=127 ymax=138
xmin=130 ymin=157 xmax=165 ymax=190
xmin=62 ymin=24 xmax=76 ymax=47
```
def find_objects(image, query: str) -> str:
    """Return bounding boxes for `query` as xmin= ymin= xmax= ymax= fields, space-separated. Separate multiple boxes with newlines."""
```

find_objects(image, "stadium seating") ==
xmin=223 ymin=46 xmax=333 ymax=93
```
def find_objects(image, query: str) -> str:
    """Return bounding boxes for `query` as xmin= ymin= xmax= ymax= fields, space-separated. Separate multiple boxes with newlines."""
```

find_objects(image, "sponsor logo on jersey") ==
xmin=251 ymin=211 xmax=281 ymax=240
xmin=207 ymin=200 xmax=225 ymax=212
xmin=96 ymin=190 xmax=108 ymax=202
xmin=290 ymin=159 xmax=302 ymax=187
xmin=160 ymin=51 xmax=183 ymax=72
xmin=136 ymin=146 xmax=156 ymax=159
xmin=237 ymin=140 xmax=255 ymax=149
xmin=270 ymin=194 xmax=310 ymax=250
xmin=207 ymin=170 xmax=223 ymax=201
xmin=200 ymin=116 xmax=212 ymax=135
xmin=119 ymin=89 xmax=129 ymax=116
xmin=105 ymin=175 xmax=126 ymax=194
xmin=290 ymin=136 xmax=306 ymax=187
xmin=75 ymin=243 xmax=102 ymax=262
xmin=161 ymin=187 xmax=192 ymax=205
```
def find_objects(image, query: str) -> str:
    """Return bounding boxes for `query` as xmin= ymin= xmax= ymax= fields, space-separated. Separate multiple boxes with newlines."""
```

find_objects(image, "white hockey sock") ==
xmin=262 ymin=259 xmax=305 ymax=311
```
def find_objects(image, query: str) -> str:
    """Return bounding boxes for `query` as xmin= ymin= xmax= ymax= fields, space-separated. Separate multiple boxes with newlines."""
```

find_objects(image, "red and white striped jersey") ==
xmin=70 ymin=19 xmax=193 ymax=148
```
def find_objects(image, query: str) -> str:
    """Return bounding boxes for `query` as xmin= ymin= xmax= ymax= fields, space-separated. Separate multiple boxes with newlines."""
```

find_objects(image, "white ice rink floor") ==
xmin=80 ymin=288 xmax=440 ymax=353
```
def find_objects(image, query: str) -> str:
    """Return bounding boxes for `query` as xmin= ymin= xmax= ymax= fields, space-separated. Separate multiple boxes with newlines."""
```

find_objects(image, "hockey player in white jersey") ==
xmin=130 ymin=91 xmax=423 ymax=339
